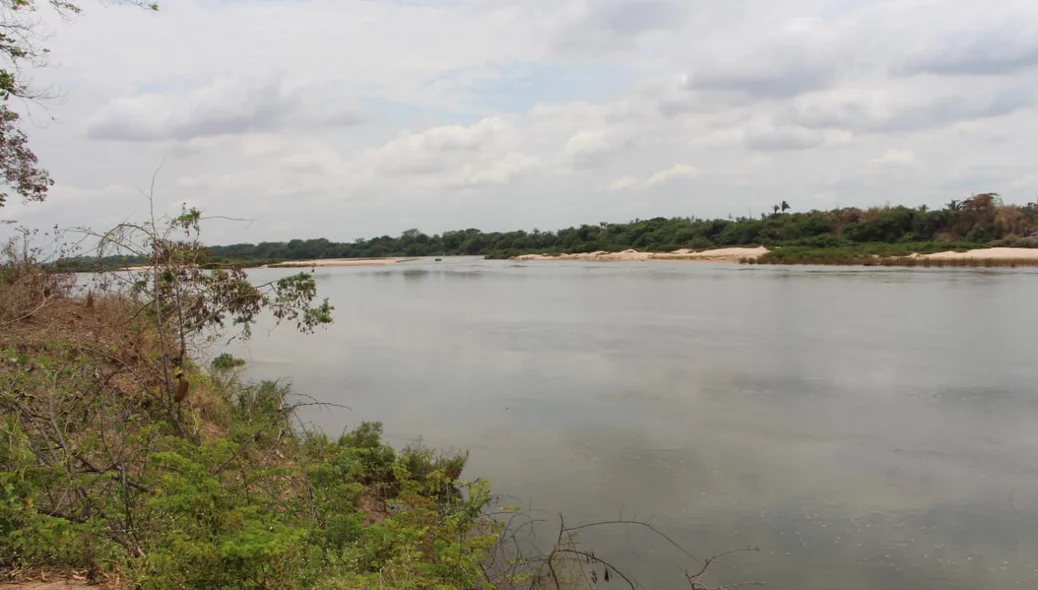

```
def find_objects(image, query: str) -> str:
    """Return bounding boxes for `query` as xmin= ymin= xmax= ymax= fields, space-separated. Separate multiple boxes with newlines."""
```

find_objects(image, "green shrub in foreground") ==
xmin=1 ymin=370 xmax=498 ymax=589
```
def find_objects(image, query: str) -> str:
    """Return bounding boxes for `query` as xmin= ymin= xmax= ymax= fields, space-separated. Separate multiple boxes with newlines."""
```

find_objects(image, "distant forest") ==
xmin=207 ymin=194 xmax=1037 ymax=260
xmin=61 ymin=194 xmax=1038 ymax=268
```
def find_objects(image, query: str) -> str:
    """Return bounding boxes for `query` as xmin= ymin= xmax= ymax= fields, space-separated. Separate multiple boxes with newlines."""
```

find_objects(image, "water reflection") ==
xmin=230 ymin=258 xmax=1038 ymax=589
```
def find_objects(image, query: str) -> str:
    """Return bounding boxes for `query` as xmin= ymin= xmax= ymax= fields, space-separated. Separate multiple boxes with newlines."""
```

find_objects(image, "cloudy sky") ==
xmin=4 ymin=0 xmax=1038 ymax=244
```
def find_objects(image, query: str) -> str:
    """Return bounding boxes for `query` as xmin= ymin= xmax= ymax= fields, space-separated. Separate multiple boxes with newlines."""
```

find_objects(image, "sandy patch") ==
xmin=513 ymin=247 xmax=768 ymax=263
xmin=920 ymin=247 xmax=1038 ymax=260
xmin=263 ymin=258 xmax=416 ymax=268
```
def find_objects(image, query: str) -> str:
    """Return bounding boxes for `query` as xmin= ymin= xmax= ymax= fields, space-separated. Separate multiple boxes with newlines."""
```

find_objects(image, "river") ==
xmin=226 ymin=257 xmax=1038 ymax=589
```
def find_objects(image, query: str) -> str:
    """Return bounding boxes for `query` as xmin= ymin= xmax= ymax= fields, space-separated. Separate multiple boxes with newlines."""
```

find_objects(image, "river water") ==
xmin=227 ymin=257 xmax=1038 ymax=589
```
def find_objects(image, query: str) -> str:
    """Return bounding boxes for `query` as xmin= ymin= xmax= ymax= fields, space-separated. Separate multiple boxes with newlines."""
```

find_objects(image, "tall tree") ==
xmin=0 ymin=0 xmax=157 ymax=207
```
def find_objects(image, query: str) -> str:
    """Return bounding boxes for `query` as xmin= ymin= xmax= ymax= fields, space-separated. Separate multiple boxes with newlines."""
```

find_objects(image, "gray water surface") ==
xmin=228 ymin=257 xmax=1038 ymax=589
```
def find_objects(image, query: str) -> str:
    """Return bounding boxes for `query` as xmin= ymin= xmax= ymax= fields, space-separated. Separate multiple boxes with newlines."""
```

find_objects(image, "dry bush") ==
xmin=0 ymin=227 xmax=76 ymax=324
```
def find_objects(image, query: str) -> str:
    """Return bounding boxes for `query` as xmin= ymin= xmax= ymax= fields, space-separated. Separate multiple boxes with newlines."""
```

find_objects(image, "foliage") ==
xmin=92 ymin=202 xmax=334 ymax=344
xmin=0 ymin=216 xmax=511 ymax=589
xmin=0 ymin=105 xmax=52 ymax=206
xmin=211 ymin=352 xmax=246 ymax=370
xmin=54 ymin=194 xmax=1035 ymax=265
xmin=0 ymin=297 xmax=498 ymax=588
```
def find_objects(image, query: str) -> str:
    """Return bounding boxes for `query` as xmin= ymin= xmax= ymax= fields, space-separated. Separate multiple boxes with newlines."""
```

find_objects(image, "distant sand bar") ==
xmin=512 ymin=247 xmax=769 ymax=263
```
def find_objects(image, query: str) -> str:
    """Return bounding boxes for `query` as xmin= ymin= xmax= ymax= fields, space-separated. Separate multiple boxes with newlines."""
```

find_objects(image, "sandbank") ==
xmin=917 ymin=247 xmax=1038 ymax=261
xmin=513 ymin=247 xmax=769 ymax=263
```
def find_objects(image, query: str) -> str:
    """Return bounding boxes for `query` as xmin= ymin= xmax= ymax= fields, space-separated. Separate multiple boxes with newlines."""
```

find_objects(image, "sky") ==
xmin=4 ymin=0 xmax=1038 ymax=244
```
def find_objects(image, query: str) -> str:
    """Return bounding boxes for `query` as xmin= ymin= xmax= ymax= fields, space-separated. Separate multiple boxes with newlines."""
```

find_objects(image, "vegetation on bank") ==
xmin=0 ymin=300 xmax=498 ymax=588
xmin=205 ymin=193 xmax=1038 ymax=260
xmin=51 ymin=193 xmax=1036 ymax=269
xmin=1 ymin=209 xmax=501 ymax=588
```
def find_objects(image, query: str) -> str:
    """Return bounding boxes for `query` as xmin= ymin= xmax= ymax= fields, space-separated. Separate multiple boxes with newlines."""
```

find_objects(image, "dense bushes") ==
xmin=0 ymin=215 xmax=499 ymax=588
xmin=0 ymin=323 xmax=497 ymax=588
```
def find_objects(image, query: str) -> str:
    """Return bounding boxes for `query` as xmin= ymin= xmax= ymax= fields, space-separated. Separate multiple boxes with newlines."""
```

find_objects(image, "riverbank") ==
xmin=262 ymin=257 xmax=416 ymax=268
xmin=0 ymin=264 xmax=497 ymax=589
xmin=513 ymin=247 xmax=770 ymax=262
xmin=749 ymin=245 xmax=1038 ymax=267
xmin=504 ymin=245 xmax=1038 ymax=267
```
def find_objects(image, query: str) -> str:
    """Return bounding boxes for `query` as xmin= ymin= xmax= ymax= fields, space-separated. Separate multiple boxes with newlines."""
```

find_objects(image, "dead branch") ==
xmin=685 ymin=547 xmax=762 ymax=590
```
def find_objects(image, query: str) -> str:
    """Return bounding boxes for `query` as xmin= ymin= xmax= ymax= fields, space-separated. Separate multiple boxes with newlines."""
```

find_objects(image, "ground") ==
xmin=1 ymin=584 xmax=92 ymax=589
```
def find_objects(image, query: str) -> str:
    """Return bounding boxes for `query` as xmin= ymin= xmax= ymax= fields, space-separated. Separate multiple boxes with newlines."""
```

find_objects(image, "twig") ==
xmin=564 ymin=519 xmax=701 ymax=563
xmin=685 ymin=547 xmax=762 ymax=590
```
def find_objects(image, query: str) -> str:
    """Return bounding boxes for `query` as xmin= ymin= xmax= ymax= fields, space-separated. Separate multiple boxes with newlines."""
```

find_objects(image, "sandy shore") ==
xmin=264 ymin=258 xmax=416 ymax=268
xmin=513 ymin=247 xmax=769 ymax=263
xmin=916 ymin=247 xmax=1038 ymax=260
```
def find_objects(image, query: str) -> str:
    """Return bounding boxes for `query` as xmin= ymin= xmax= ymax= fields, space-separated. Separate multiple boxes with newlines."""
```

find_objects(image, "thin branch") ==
xmin=563 ymin=519 xmax=701 ymax=563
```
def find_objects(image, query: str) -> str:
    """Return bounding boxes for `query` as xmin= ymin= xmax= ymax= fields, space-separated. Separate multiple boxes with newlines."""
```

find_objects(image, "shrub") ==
xmin=211 ymin=353 xmax=247 ymax=370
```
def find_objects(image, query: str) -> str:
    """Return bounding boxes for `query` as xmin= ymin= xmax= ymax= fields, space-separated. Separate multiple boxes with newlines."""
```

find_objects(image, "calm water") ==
xmin=227 ymin=257 xmax=1038 ymax=589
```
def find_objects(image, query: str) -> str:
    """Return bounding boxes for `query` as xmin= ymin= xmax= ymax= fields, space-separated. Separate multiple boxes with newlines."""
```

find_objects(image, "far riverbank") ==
xmin=513 ymin=247 xmax=769 ymax=262
xmin=506 ymin=246 xmax=1038 ymax=267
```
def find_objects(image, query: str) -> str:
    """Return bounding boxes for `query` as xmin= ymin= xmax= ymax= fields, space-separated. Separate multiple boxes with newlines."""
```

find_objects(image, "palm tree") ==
xmin=780 ymin=201 xmax=791 ymax=212
xmin=946 ymin=199 xmax=961 ymax=212
xmin=772 ymin=204 xmax=780 ymax=215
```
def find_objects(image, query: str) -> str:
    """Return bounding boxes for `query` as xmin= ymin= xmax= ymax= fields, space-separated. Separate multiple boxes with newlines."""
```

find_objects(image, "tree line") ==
xmin=203 ymin=193 xmax=1036 ymax=262
xmin=55 ymin=193 xmax=1038 ymax=268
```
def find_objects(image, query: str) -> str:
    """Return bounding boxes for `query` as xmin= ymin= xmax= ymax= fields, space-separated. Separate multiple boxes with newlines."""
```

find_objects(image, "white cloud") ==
xmin=871 ymin=149 xmax=918 ymax=167
xmin=563 ymin=130 xmax=632 ymax=169
xmin=608 ymin=164 xmax=698 ymax=191
xmin=352 ymin=117 xmax=537 ymax=189
xmin=646 ymin=163 xmax=698 ymax=187
xmin=608 ymin=175 xmax=640 ymax=192
xmin=3 ymin=0 xmax=1037 ymax=243
xmin=447 ymin=152 xmax=541 ymax=190
xmin=742 ymin=120 xmax=853 ymax=151
xmin=86 ymin=75 xmax=364 ymax=142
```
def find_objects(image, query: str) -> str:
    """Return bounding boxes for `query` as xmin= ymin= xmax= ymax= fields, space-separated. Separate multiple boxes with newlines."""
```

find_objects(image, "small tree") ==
xmin=82 ymin=199 xmax=333 ymax=429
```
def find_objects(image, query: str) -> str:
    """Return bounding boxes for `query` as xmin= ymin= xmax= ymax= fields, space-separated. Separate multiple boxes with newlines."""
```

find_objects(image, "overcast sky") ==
xmin=4 ymin=0 xmax=1038 ymax=244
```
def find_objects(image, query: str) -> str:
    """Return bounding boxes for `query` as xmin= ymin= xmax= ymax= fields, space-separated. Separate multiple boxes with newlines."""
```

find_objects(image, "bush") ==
xmin=211 ymin=353 xmax=247 ymax=370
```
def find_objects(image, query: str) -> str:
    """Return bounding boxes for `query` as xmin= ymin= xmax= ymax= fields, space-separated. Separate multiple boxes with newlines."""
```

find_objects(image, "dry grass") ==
xmin=0 ymin=262 xmax=76 ymax=326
